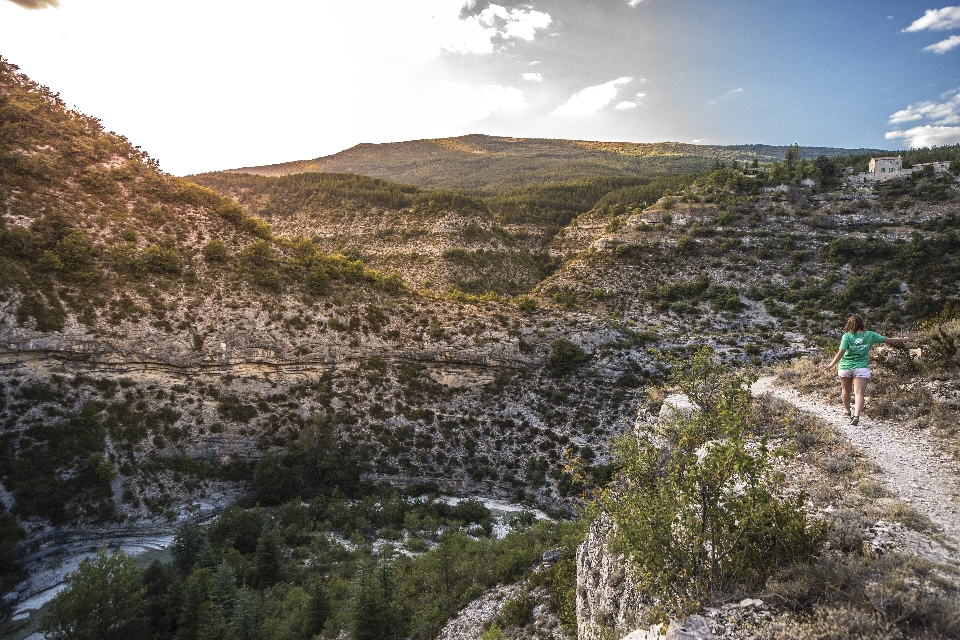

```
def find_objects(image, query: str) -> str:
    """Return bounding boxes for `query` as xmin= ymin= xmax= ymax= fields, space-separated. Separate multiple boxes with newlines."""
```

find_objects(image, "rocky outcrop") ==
xmin=575 ymin=514 xmax=649 ymax=640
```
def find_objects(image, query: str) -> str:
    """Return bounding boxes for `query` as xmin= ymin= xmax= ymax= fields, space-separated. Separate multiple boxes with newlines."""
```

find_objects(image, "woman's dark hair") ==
xmin=845 ymin=313 xmax=865 ymax=333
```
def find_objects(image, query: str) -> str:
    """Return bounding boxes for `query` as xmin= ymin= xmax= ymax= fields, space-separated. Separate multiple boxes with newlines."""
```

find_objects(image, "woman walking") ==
xmin=820 ymin=314 xmax=912 ymax=425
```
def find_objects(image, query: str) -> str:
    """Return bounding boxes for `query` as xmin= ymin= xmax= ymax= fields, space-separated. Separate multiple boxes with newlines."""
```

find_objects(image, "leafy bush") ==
xmin=546 ymin=338 xmax=588 ymax=377
xmin=138 ymin=244 xmax=182 ymax=275
xmin=499 ymin=592 xmax=534 ymax=627
xmin=202 ymin=239 xmax=230 ymax=263
xmin=217 ymin=396 xmax=258 ymax=422
xmin=603 ymin=348 xmax=827 ymax=619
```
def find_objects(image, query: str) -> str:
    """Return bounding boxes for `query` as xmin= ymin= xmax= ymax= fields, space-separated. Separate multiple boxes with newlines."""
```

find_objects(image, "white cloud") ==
xmin=448 ymin=4 xmax=552 ymax=53
xmin=615 ymin=101 xmax=637 ymax=109
xmin=635 ymin=92 xmax=646 ymax=98
xmin=924 ymin=34 xmax=960 ymax=53
xmin=627 ymin=0 xmax=644 ymax=6
xmin=889 ymin=91 xmax=960 ymax=125
xmin=522 ymin=72 xmax=543 ymax=81
xmin=903 ymin=6 xmax=960 ymax=32
xmin=888 ymin=108 xmax=924 ymax=124
xmin=885 ymin=125 xmax=960 ymax=147
xmin=708 ymin=87 xmax=743 ymax=104
xmin=551 ymin=77 xmax=632 ymax=116
xmin=886 ymin=88 xmax=960 ymax=146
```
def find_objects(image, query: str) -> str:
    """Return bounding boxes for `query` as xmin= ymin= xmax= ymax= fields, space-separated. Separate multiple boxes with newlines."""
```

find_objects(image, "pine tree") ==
xmin=230 ymin=587 xmax=262 ymax=640
xmin=253 ymin=524 xmax=283 ymax=588
xmin=175 ymin=572 xmax=207 ymax=640
xmin=197 ymin=602 xmax=229 ymax=640
xmin=349 ymin=558 xmax=403 ymax=640
xmin=210 ymin=560 xmax=237 ymax=614
xmin=304 ymin=578 xmax=331 ymax=636
xmin=172 ymin=523 xmax=206 ymax=575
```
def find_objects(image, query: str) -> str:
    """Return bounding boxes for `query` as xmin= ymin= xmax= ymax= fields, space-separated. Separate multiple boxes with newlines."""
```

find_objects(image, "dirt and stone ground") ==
xmin=753 ymin=375 xmax=960 ymax=571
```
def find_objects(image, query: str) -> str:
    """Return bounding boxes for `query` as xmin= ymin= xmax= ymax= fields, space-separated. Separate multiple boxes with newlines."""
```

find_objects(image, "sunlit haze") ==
xmin=2 ymin=0 xmax=959 ymax=175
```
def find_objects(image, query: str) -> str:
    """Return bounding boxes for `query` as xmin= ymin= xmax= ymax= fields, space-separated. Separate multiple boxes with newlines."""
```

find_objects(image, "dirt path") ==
xmin=753 ymin=376 xmax=960 ymax=562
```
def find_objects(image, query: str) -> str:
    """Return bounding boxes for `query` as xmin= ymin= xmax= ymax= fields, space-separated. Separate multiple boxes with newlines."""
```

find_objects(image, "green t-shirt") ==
xmin=838 ymin=331 xmax=885 ymax=369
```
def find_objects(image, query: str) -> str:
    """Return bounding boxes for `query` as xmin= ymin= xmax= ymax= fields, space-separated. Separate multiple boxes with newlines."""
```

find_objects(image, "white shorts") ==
xmin=838 ymin=367 xmax=870 ymax=379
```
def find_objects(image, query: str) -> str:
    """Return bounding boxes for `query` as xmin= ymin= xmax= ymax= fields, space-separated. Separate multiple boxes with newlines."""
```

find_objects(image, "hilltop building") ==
xmin=848 ymin=157 xmax=953 ymax=184
xmin=909 ymin=160 xmax=951 ymax=175
xmin=868 ymin=156 xmax=902 ymax=180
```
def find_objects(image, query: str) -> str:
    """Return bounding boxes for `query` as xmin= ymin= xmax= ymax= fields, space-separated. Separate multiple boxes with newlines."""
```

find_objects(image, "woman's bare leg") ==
xmin=853 ymin=377 xmax=868 ymax=417
xmin=839 ymin=376 xmax=853 ymax=414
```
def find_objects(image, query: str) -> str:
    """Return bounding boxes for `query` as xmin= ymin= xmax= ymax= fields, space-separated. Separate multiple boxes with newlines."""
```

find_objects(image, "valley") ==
xmin=1 ymin=54 xmax=960 ymax=639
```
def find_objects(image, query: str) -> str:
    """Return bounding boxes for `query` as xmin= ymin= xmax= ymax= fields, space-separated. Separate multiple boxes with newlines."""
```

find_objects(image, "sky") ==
xmin=1 ymin=0 xmax=959 ymax=176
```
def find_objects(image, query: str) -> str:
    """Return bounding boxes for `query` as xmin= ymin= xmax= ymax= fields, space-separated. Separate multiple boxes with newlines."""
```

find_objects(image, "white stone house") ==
xmin=868 ymin=156 xmax=903 ymax=180
xmin=907 ymin=160 xmax=951 ymax=175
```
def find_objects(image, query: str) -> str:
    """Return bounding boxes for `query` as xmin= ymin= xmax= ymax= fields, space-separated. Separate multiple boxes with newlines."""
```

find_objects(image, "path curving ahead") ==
xmin=752 ymin=376 xmax=960 ymax=564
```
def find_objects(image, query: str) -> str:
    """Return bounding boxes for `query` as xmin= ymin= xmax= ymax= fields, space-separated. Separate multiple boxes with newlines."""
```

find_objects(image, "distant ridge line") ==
xmin=213 ymin=134 xmax=892 ymax=195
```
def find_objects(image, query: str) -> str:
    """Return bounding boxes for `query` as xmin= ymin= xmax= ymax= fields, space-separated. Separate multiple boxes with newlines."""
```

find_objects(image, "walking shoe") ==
xmin=850 ymin=415 xmax=859 ymax=426
xmin=843 ymin=410 xmax=851 ymax=418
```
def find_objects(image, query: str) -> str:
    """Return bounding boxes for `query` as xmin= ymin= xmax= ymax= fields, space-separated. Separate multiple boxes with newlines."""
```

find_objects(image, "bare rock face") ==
xmin=658 ymin=393 xmax=696 ymax=423
xmin=575 ymin=513 xmax=649 ymax=640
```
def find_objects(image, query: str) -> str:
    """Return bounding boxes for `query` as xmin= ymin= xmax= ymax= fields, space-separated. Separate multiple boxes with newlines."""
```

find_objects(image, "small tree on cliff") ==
xmin=602 ymin=347 xmax=825 ymax=620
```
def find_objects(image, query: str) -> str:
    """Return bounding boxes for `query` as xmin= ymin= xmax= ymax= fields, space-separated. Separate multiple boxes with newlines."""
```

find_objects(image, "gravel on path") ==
xmin=752 ymin=376 xmax=960 ymax=564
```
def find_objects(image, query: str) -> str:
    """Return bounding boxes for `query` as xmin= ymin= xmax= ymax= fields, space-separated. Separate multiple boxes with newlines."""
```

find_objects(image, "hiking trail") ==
xmin=753 ymin=376 xmax=960 ymax=568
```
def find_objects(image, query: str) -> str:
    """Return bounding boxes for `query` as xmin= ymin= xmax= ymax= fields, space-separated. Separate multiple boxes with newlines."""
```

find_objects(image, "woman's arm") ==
xmin=819 ymin=349 xmax=845 ymax=370
xmin=883 ymin=337 xmax=912 ymax=346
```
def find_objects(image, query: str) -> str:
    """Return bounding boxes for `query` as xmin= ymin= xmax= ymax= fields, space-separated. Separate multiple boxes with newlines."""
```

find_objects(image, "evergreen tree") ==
xmin=231 ymin=587 xmax=262 ymax=640
xmin=143 ymin=558 xmax=178 ymax=639
xmin=210 ymin=560 xmax=237 ymax=614
xmin=175 ymin=571 xmax=208 ymax=640
xmin=198 ymin=602 xmax=230 ymax=640
xmin=172 ymin=523 xmax=206 ymax=575
xmin=196 ymin=536 xmax=217 ymax=571
xmin=253 ymin=524 xmax=283 ymax=588
xmin=350 ymin=558 xmax=403 ymax=640
xmin=304 ymin=578 xmax=331 ymax=636
xmin=783 ymin=143 xmax=801 ymax=174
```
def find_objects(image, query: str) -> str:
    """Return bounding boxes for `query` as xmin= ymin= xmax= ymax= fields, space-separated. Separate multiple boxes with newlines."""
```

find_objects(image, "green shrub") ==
xmin=546 ymin=338 xmax=587 ymax=377
xmin=138 ymin=244 xmax=183 ymax=275
xmin=202 ymin=239 xmax=230 ymax=263
xmin=17 ymin=291 xmax=67 ymax=331
xmin=241 ymin=217 xmax=272 ymax=239
xmin=216 ymin=200 xmax=246 ymax=223
xmin=603 ymin=347 xmax=827 ymax=620
xmin=500 ymin=592 xmax=534 ymax=627
xmin=515 ymin=295 xmax=537 ymax=314
xmin=217 ymin=396 xmax=257 ymax=422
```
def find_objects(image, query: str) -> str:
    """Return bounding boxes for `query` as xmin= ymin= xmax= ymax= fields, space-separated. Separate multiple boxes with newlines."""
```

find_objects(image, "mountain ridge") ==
xmin=219 ymin=134 xmax=890 ymax=195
